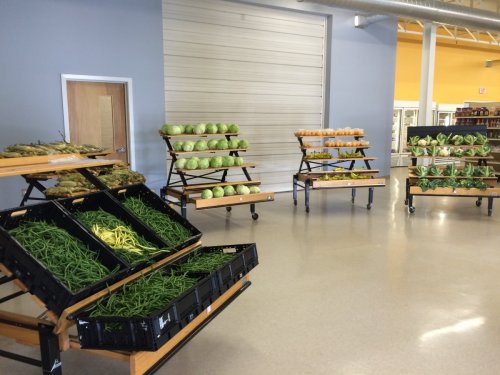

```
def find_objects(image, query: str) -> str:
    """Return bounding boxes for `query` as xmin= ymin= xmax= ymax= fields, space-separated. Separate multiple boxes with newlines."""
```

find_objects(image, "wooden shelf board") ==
xmin=193 ymin=191 xmax=274 ymax=209
xmin=304 ymin=157 xmax=376 ymax=162
xmin=184 ymin=180 xmax=261 ymax=191
xmin=302 ymin=146 xmax=370 ymax=150
xmin=176 ymin=163 xmax=256 ymax=173
xmin=410 ymin=156 xmax=493 ymax=160
xmin=311 ymin=177 xmax=386 ymax=189
xmin=161 ymin=132 xmax=239 ymax=138
xmin=408 ymin=174 xmax=497 ymax=180
xmin=171 ymin=148 xmax=247 ymax=155
xmin=299 ymin=169 xmax=379 ymax=175
xmin=296 ymin=134 xmax=365 ymax=138
xmin=409 ymin=186 xmax=500 ymax=197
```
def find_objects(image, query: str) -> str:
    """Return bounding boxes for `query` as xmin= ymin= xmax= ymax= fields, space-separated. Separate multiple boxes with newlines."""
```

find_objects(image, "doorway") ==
xmin=61 ymin=74 xmax=136 ymax=168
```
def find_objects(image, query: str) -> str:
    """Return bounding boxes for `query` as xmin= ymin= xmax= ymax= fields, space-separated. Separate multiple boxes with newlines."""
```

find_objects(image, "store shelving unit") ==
xmin=487 ymin=126 xmax=500 ymax=178
xmin=292 ymin=130 xmax=385 ymax=212
xmin=0 ymin=189 xmax=256 ymax=374
xmin=404 ymin=125 xmax=499 ymax=216
xmin=159 ymin=131 xmax=274 ymax=220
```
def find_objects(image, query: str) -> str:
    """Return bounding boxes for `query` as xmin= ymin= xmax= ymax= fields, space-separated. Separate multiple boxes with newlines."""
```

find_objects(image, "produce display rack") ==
xmin=292 ymin=130 xmax=385 ymax=212
xmin=159 ymin=131 xmax=274 ymax=220
xmin=0 ymin=153 xmax=116 ymax=206
xmin=404 ymin=125 xmax=499 ymax=215
xmin=487 ymin=126 xmax=500 ymax=178
xmin=0 ymin=192 xmax=256 ymax=374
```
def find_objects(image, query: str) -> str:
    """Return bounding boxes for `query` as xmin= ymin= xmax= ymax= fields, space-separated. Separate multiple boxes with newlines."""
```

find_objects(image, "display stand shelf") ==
xmin=292 ymin=130 xmax=385 ymax=212
xmin=404 ymin=125 xmax=498 ymax=215
xmin=159 ymin=130 xmax=274 ymax=220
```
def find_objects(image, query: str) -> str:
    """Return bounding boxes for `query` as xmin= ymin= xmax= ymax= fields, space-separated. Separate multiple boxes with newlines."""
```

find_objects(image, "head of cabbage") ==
xmin=223 ymin=186 xmax=236 ymax=196
xmin=234 ymin=156 xmax=244 ymax=166
xmin=198 ymin=158 xmax=210 ymax=169
xmin=222 ymin=156 xmax=234 ymax=167
xmin=173 ymin=141 xmax=184 ymax=152
xmin=217 ymin=123 xmax=228 ymax=134
xmin=182 ymin=141 xmax=195 ymax=152
xmin=194 ymin=123 xmax=206 ymax=135
xmin=217 ymin=140 xmax=229 ymax=150
xmin=210 ymin=156 xmax=223 ymax=168
xmin=229 ymin=124 xmax=240 ymax=133
xmin=194 ymin=140 xmax=208 ymax=151
xmin=212 ymin=186 xmax=224 ymax=198
xmin=249 ymin=186 xmax=261 ymax=194
xmin=207 ymin=139 xmax=219 ymax=150
xmin=184 ymin=124 xmax=194 ymax=134
xmin=201 ymin=189 xmax=213 ymax=199
xmin=238 ymin=139 xmax=249 ymax=149
xmin=175 ymin=158 xmax=187 ymax=169
xmin=228 ymin=140 xmax=239 ymax=149
xmin=186 ymin=158 xmax=199 ymax=170
xmin=206 ymin=123 xmax=218 ymax=134
xmin=236 ymin=185 xmax=250 ymax=195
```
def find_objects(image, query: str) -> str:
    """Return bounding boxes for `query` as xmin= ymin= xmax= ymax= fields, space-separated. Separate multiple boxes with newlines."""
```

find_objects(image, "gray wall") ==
xmin=234 ymin=0 xmax=397 ymax=176
xmin=0 ymin=0 xmax=165 ymax=209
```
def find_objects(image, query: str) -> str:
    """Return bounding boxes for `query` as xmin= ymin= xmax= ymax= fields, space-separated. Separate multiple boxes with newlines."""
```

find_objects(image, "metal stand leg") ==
xmin=180 ymin=196 xmax=187 ymax=218
xmin=39 ymin=324 xmax=62 ymax=375
xmin=305 ymin=180 xmax=310 ymax=213
xmin=351 ymin=188 xmax=356 ymax=204
xmin=20 ymin=184 xmax=35 ymax=206
xmin=293 ymin=175 xmax=298 ymax=206
xmin=367 ymin=187 xmax=373 ymax=209
xmin=408 ymin=194 xmax=415 ymax=213
xmin=488 ymin=197 xmax=493 ymax=216
xmin=250 ymin=203 xmax=258 ymax=220
xmin=404 ymin=178 xmax=410 ymax=206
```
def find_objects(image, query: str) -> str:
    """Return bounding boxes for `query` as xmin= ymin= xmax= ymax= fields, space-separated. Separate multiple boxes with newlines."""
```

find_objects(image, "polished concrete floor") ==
xmin=2 ymin=168 xmax=500 ymax=375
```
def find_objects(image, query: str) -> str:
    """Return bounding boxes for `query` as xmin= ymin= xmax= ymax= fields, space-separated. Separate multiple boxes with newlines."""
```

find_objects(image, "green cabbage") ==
xmin=222 ymin=156 xmax=234 ymax=167
xmin=229 ymin=124 xmax=240 ymax=133
xmin=217 ymin=123 xmax=228 ymax=134
xmin=212 ymin=186 xmax=224 ymax=198
xmin=223 ymin=185 xmax=236 ymax=196
xmin=236 ymin=185 xmax=250 ymax=195
xmin=194 ymin=140 xmax=208 ymax=151
xmin=210 ymin=156 xmax=223 ymax=168
xmin=207 ymin=139 xmax=219 ymax=150
xmin=206 ymin=123 xmax=218 ymax=134
xmin=217 ymin=140 xmax=229 ymax=150
xmin=163 ymin=124 xmax=182 ymax=135
xmin=173 ymin=141 xmax=184 ymax=152
xmin=198 ymin=158 xmax=210 ymax=169
xmin=238 ymin=139 xmax=249 ymax=149
xmin=182 ymin=141 xmax=195 ymax=152
xmin=201 ymin=189 xmax=213 ymax=199
xmin=228 ymin=140 xmax=239 ymax=149
xmin=194 ymin=123 xmax=206 ymax=134
xmin=249 ymin=186 xmax=261 ymax=194
xmin=186 ymin=158 xmax=199 ymax=170
xmin=175 ymin=158 xmax=187 ymax=169
xmin=234 ymin=157 xmax=244 ymax=166
xmin=184 ymin=124 xmax=194 ymax=134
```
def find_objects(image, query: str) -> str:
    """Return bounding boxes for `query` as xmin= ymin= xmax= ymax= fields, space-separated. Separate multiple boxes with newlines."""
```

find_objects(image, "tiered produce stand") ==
xmin=159 ymin=124 xmax=274 ymax=220
xmin=0 ymin=184 xmax=257 ymax=374
xmin=404 ymin=125 xmax=500 ymax=216
xmin=292 ymin=128 xmax=385 ymax=212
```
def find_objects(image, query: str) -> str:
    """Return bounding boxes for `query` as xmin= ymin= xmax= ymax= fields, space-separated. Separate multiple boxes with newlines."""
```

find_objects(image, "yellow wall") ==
xmin=395 ymin=36 xmax=500 ymax=104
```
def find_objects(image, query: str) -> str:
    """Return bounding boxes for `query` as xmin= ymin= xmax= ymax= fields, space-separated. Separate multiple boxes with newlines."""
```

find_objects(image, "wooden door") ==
xmin=67 ymin=81 xmax=128 ymax=163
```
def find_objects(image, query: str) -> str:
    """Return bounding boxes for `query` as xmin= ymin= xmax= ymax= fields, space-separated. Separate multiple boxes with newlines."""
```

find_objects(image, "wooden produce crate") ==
xmin=409 ymin=186 xmax=500 ymax=197
xmin=193 ymin=191 xmax=275 ymax=209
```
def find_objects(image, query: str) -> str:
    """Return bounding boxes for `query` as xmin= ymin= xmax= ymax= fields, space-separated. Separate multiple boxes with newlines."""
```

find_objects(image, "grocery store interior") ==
xmin=1 ymin=0 xmax=500 ymax=374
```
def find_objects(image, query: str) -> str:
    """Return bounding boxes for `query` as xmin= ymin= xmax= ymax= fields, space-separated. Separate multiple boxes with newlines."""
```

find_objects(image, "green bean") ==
xmin=122 ymin=197 xmax=192 ymax=245
xmin=9 ymin=221 xmax=117 ymax=293
xmin=178 ymin=252 xmax=235 ymax=273
xmin=89 ymin=270 xmax=197 ymax=318
xmin=75 ymin=209 xmax=169 ymax=265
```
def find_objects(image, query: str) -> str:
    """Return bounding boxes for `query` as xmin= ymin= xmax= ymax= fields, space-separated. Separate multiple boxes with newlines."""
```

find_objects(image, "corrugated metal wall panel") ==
xmin=163 ymin=0 xmax=326 ymax=191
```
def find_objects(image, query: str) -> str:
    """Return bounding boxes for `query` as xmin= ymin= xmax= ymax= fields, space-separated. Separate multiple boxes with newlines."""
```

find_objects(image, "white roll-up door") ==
xmin=162 ymin=0 xmax=326 ymax=191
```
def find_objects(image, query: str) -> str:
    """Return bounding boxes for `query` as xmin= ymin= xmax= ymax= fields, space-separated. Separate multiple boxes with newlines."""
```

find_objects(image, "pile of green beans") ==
xmin=178 ymin=252 xmax=235 ymax=273
xmin=75 ymin=209 xmax=169 ymax=265
xmin=9 ymin=221 xmax=117 ymax=292
xmin=122 ymin=197 xmax=192 ymax=245
xmin=89 ymin=270 xmax=197 ymax=318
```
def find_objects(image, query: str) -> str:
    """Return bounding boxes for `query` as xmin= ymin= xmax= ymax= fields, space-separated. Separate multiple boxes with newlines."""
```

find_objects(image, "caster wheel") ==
xmin=409 ymin=206 xmax=416 ymax=213
xmin=252 ymin=213 xmax=259 ymax=220
xmin=476 ymin=200 xmax=482 ymax=207
xmin=367 ymin=204 xmax=372 ymax=210
xmin=226 ymin=206 xmax=232 ymax=212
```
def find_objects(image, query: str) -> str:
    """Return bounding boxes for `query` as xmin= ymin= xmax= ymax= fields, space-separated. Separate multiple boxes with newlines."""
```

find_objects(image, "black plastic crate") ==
xmin=176 ymin=243 xmax=258 ymax=293
xmin=0 ymin=201 xmax=128 ymax=315
xmin=76 ymin=269 xmax=216 ymax=351
xmin=108 ymin=184 xmax=201 ymax=250
xmin=57 ymin=191 xmax=173 ymax=268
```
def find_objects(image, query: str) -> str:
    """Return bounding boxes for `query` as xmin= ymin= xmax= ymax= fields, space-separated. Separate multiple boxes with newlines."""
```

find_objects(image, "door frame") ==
xmin=61 ymin=74 xmax=136 ymax=169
